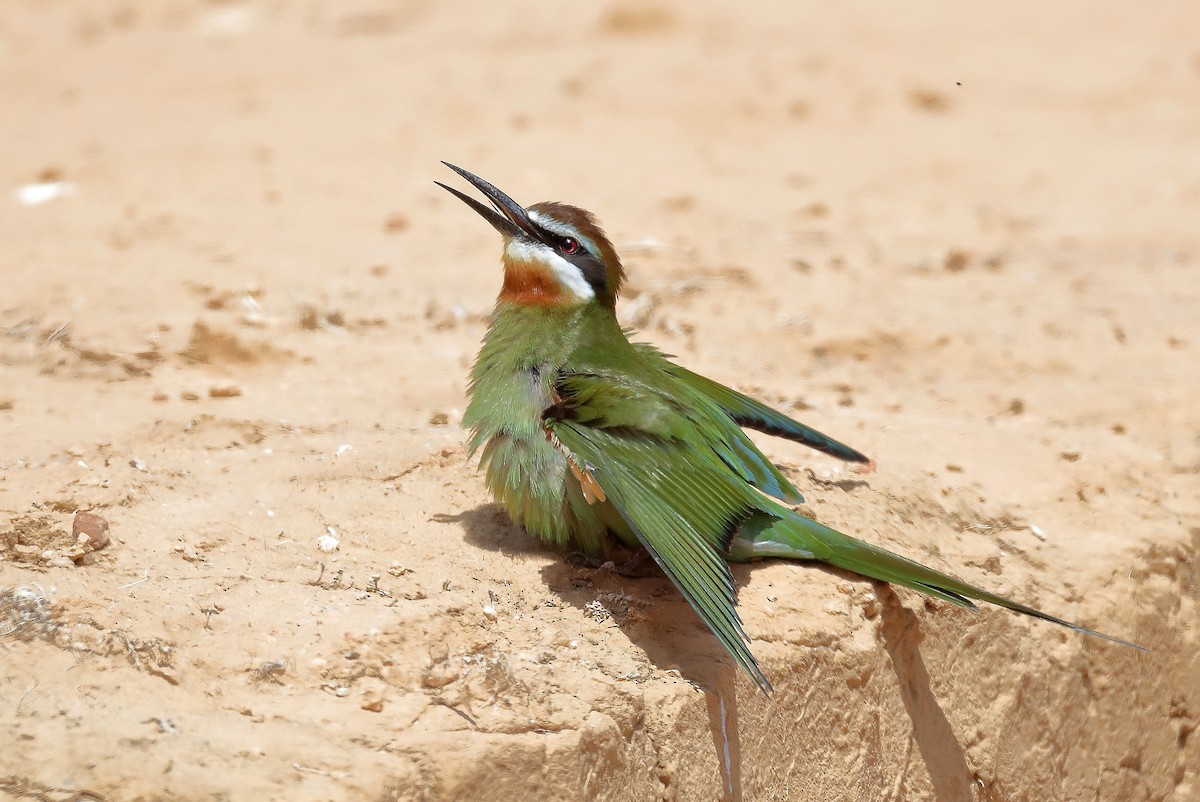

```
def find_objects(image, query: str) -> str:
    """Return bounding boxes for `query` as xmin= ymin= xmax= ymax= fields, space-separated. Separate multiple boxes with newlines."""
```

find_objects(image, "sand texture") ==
xmin=1 ymin=2 xmax=1197 ymax=800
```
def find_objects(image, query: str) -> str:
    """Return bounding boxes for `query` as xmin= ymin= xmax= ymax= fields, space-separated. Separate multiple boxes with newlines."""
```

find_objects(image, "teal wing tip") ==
xmin=844 ymin=449 xmax=873 ymax=465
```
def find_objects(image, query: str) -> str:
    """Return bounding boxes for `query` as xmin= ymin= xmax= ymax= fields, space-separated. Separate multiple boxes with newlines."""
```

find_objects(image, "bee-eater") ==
xmin=438 ymin=162 xmax=1140 ymax=693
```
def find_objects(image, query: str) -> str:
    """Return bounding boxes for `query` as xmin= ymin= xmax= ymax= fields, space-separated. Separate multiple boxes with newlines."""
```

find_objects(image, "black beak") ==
xmin=437 ymin=162 xmax=538 ymax=239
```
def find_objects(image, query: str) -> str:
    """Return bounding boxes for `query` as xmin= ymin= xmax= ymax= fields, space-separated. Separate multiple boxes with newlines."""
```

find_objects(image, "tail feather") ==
xmin=752 ymin=512 xmax=1145 ymax=651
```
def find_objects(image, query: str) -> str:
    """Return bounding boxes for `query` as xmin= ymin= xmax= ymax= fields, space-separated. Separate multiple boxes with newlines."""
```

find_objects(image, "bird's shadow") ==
xmin=434 ymin=504 xmax=553 ymax=557
xmin=446 ymin=503 xmax=755 ymax=688
xmin=447 ymin=503 xmax=971 ymax=799
xmin=876 ymin=583 xmax=975 ymax=800
xmin=447 ymin=503 xmax=751 ymax=799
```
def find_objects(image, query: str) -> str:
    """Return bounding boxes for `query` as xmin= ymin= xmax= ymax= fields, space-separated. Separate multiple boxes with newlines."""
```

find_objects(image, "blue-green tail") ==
xmin=730 ymin=510 xmax=1144 ymax=650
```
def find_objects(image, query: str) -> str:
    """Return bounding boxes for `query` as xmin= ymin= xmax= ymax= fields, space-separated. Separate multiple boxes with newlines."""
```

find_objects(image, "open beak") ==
xmin=437 ymin=162 xmax=538 ymax=239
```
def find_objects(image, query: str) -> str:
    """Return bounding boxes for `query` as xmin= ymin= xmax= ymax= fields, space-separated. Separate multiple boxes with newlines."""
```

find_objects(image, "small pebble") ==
xmin=360 ymin=679 xmax=387 ymax=712
xmin=73 ymin=511 xmax=111 ymax=551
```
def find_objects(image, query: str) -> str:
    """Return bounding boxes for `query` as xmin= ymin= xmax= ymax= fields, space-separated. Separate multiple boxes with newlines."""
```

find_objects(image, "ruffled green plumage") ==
xmin=467 ymin=302 xmax=1140 ymax=695
xmin=445 ymin=165 xmax=1140 ymax=695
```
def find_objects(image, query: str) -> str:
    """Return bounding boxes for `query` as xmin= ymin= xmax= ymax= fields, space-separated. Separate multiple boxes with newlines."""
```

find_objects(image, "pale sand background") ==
xmin=1 ymin=2 xmax=1197 ymax=800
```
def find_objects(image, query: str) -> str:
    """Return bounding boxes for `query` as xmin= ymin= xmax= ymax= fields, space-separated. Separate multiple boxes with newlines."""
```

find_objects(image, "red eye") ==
xmin=560 ymin=238 xmax=580 ymax=255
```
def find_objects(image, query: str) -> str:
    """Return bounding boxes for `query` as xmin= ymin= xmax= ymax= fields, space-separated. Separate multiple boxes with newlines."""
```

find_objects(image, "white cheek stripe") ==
xmin=504 ymin=238 xmax=595 ymax=301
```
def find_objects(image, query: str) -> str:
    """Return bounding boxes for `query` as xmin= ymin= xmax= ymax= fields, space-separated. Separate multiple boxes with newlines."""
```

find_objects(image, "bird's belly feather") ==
xmin=477 ymin=429 xmax=617 ymax=554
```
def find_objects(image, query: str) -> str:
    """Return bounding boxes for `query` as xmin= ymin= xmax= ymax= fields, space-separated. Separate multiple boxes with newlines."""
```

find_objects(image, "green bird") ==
xmin=438 ymin=162 xmax=1141 ymax=693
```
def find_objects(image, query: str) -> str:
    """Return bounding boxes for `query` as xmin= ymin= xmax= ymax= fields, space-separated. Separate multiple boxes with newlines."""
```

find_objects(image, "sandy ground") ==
xmin=2 ymin=2 xmax=1198 ymax=800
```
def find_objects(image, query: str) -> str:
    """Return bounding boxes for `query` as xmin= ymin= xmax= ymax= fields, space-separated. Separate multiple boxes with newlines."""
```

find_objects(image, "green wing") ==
xmin=547 ymin=372 xmax=773 ymax=693
xmin=660 ymin=359 xmax=872 ymax=465
xmin=619 ymin=344 xmax=805 ymax=504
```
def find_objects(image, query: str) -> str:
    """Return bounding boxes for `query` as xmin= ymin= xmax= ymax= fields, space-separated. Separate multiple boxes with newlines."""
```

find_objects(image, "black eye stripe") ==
xmin=568 ymin=251 xmax=608 ymax=294
xmin=531 ymin=223 xmax=609 ymax=295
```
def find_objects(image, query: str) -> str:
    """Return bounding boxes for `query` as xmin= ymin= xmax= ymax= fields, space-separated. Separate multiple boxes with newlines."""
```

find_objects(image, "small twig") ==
xmin=45 ymin=321 xmax=71 ymax=343
xmin=292 ymin=763 xmax=349 ymax=779
xmin=433 ymin=699 xmax=478 ymax=729
xmin=120 ymin=571 xmax=149 ymax=590
xmin=16 ymin=680 xmax=38 ymax=712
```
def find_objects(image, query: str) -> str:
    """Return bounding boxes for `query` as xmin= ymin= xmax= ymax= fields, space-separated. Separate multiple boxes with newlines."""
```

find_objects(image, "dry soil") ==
xmin=1 ymin=2 xmax=1197 ymax=801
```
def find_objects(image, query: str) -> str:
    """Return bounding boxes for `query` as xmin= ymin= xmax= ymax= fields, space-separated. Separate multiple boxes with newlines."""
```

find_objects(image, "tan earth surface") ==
xmin=2 ymin=2 xmax=1197 ymax=800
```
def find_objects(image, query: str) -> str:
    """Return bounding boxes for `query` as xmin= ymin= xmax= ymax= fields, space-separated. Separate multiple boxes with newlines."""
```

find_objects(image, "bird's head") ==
xmin=438 ymin=162 xmax=625 ymax=309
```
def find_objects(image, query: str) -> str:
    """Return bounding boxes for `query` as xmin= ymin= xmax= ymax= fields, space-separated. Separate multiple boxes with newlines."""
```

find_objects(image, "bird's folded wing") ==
xmin=548 ymin=374 xmax=772 ymax=692
xmin=579 ymin=348 xmax=807 ymax=504
xmin=662 ymin=361 xmax=871 ymax=465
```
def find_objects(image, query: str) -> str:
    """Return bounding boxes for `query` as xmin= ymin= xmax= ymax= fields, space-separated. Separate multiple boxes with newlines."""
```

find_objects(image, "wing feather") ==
xmin=662 ymin=361 xmax=871 ymax=465
xmin=548 ymin=378 xmax=774 ymax=693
